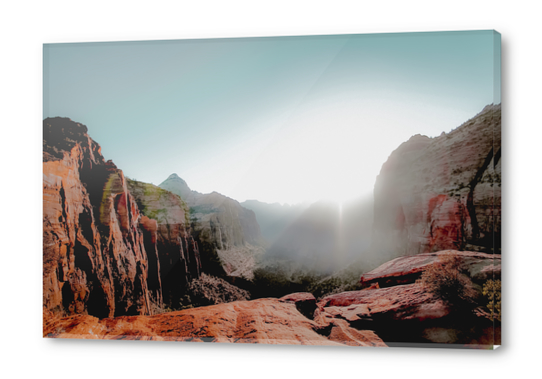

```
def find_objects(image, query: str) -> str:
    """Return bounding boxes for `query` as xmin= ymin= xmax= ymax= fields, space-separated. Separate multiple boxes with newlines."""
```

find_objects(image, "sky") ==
xmin=44 ymin=30 xmax=500 ymax=205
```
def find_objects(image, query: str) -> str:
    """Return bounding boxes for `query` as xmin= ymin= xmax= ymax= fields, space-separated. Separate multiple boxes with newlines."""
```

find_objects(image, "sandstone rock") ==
xmin=320 ymin=283 xmax=451 ymax=322
xmin=325 ymin=318 xmax=386 ymax=347
xmin=127 ymin=179 xmax=201 ymax=307
xmin=318 ymin=282 xmax=499 ymax=346
xmin=360 ymin=250 xmax=501 ymax=288
xmin=371 ymin=104 xmax=501 ymax=262
xmin=325 ymin=249 xmax=501 ymax=346
xmin=159 ymin=173 xmax=265 ymax=279
xmin=279 ymin=292 xmax=317 ymax=319
xmin=43 ymin=118 xmax=156 ymax=318
xmin=43 ymin=298 xmax=387 ymax=347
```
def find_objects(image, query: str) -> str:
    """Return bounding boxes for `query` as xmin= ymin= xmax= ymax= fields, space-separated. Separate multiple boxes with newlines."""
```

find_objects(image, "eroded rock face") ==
xmin=127 ymin=180 xmax=201 ymax=307
xmin=43 ymin=118 xmax=155 ymax=318
xmin=159 ymin=173 xmax=265 ymax=279
xmin=371 ymin=104 xmax=501 ymax=261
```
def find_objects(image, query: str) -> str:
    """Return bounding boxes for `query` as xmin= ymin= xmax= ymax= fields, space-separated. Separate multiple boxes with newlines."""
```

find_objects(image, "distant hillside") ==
xmin=244 ymin=197 xmax=373 ymax=274
xmin=159 ymin=174 xmax=265 ymax=279
xmin=240 ymin=200 xmax=309 ymax=243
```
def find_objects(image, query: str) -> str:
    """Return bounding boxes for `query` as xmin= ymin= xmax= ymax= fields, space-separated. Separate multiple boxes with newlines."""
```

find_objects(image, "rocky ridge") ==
xmin=43 ymin=118 xmax=207 ymax=318
xmin=371 ymin=104 xmax=501 ymax=263
xmin=159 ymin=174 xmax=265 ymax=279
xmin=126 ymin=179 xmax=201 ymax=307
xmin=43 ymin=118 xmax=156 ymax=317
xmin=44 ymin=250 xmax=499 ymax=348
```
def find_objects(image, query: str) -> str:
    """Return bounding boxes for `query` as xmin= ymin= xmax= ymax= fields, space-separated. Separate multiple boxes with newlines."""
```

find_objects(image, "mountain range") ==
xmin=43 ymin=103 xmax=501 ymax=347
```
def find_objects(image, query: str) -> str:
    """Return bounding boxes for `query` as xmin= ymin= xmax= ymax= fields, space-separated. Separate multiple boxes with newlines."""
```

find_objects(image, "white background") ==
xmin=1 ymin=1 xmax=539 ymax=377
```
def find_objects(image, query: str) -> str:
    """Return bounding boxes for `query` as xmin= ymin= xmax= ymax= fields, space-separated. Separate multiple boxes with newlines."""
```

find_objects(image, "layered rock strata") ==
xmin=44 ymin=249 xmax=499 ymax=348
xmin=126 ymin=180 xmax=201 ymax=307
xmin=320 ymin=250 xmax=500 ymax=346
xmin=360 ymin=250 xmax=501 ymax=288
xmin=371 ymin=104 xmax=501 ymax=261
xmin=43 ymin=298 xmax=386 ymax=347
xmin=43 ymin=117 xmax=156 ymax=318
xmin=159 ymin=174 xmax=265 ymax=279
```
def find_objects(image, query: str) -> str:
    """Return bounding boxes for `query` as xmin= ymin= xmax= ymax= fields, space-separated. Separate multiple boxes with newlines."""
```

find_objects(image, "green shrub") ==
xmin=418 ymin=253 xmax=477 ymax=306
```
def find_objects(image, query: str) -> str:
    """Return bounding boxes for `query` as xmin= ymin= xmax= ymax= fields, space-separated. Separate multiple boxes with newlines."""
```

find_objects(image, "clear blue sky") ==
xmin=44 ymin=30 xmax=500 ymax=204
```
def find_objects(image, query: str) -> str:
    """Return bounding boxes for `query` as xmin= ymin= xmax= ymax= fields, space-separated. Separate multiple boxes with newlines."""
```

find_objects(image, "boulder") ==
xmin=360 ymin=250 xmax=501 ymax=288
xmin=279 ymin=292 xmax=317 ymax=319
xmin=320 ymin=283 xmax=450 ymax=323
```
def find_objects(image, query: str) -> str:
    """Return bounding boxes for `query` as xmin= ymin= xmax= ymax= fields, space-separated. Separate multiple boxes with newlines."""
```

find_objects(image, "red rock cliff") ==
xmin=371 ymin=104 xmax=501 ymax=262
xmin=43 ymin=117 xmax=158 ymax=318
xmin=159 ymin=173 xmax=265 ymax=280
xmin=126 ymin=179 xmax=201 ymax=307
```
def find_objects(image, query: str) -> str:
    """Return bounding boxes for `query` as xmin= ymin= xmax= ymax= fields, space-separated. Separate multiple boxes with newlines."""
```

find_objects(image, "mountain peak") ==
xmin=167 ymin=173 xmax=181 ymax=180
xmin=159 ymin=173 xmax=193 ymax=200
xmin=165 ymin=173 xmax=189 ymax=185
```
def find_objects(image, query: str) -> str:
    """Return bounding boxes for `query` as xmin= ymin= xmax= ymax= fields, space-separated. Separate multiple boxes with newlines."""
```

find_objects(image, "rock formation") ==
xmin=126 ymin=179 xmax=201 ymax=307
xmin=359 ymin=250 xmax=501 ymax=288
xmin=371 ymin=104 xmax=501 ymax=263
xmin=319 ymin=250 xmax=500 ymax=346
xmin=279 ymin=292 xmax=318 ymax=319
xmin=43 ymin=298 xmax=386 ymax=347
xmin=43 ymin=250 xmax=499 ymax=347
xmin=43 ymin=117 xmax=156 ymax=318
xmin=159 ymin=174 xmax=265 ymax=279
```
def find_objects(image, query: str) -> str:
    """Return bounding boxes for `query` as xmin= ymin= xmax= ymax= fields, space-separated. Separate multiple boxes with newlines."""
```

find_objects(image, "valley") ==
xmin=43 ymin=104 xmax=501 ymax=348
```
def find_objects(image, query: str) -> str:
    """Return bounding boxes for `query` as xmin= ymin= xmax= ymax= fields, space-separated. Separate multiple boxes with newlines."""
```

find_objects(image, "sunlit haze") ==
xmin=44 ymin=31 xmax=500 ymax=205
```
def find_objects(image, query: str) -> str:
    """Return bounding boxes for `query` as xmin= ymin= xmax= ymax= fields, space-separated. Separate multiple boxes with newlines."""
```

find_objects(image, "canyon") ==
xmin=159 ymin=173 xmax=266 ymax=280
xmin=43 ymin=103 xmax=501 ymax=347
xmin=44 ymin=249 xmax=499 ymax=347
xmin=243 ymin=197 xmax=373 ymax=273
xmin=43 ymin=118 xmax=204 ymax=317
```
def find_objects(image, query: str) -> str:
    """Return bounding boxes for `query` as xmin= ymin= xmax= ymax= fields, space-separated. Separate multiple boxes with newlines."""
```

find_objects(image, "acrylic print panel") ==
xmin=43 ymin=30 xmax=501 ymax=348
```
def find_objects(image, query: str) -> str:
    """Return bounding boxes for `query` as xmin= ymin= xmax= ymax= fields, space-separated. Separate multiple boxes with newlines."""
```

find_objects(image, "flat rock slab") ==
xmin=360 ymin=250 xmax=501 ymax=287
xmin=44 ymin=299 xmax=387 ymax=347
xmin=320 ymin=283 xmax=450 ymax=322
